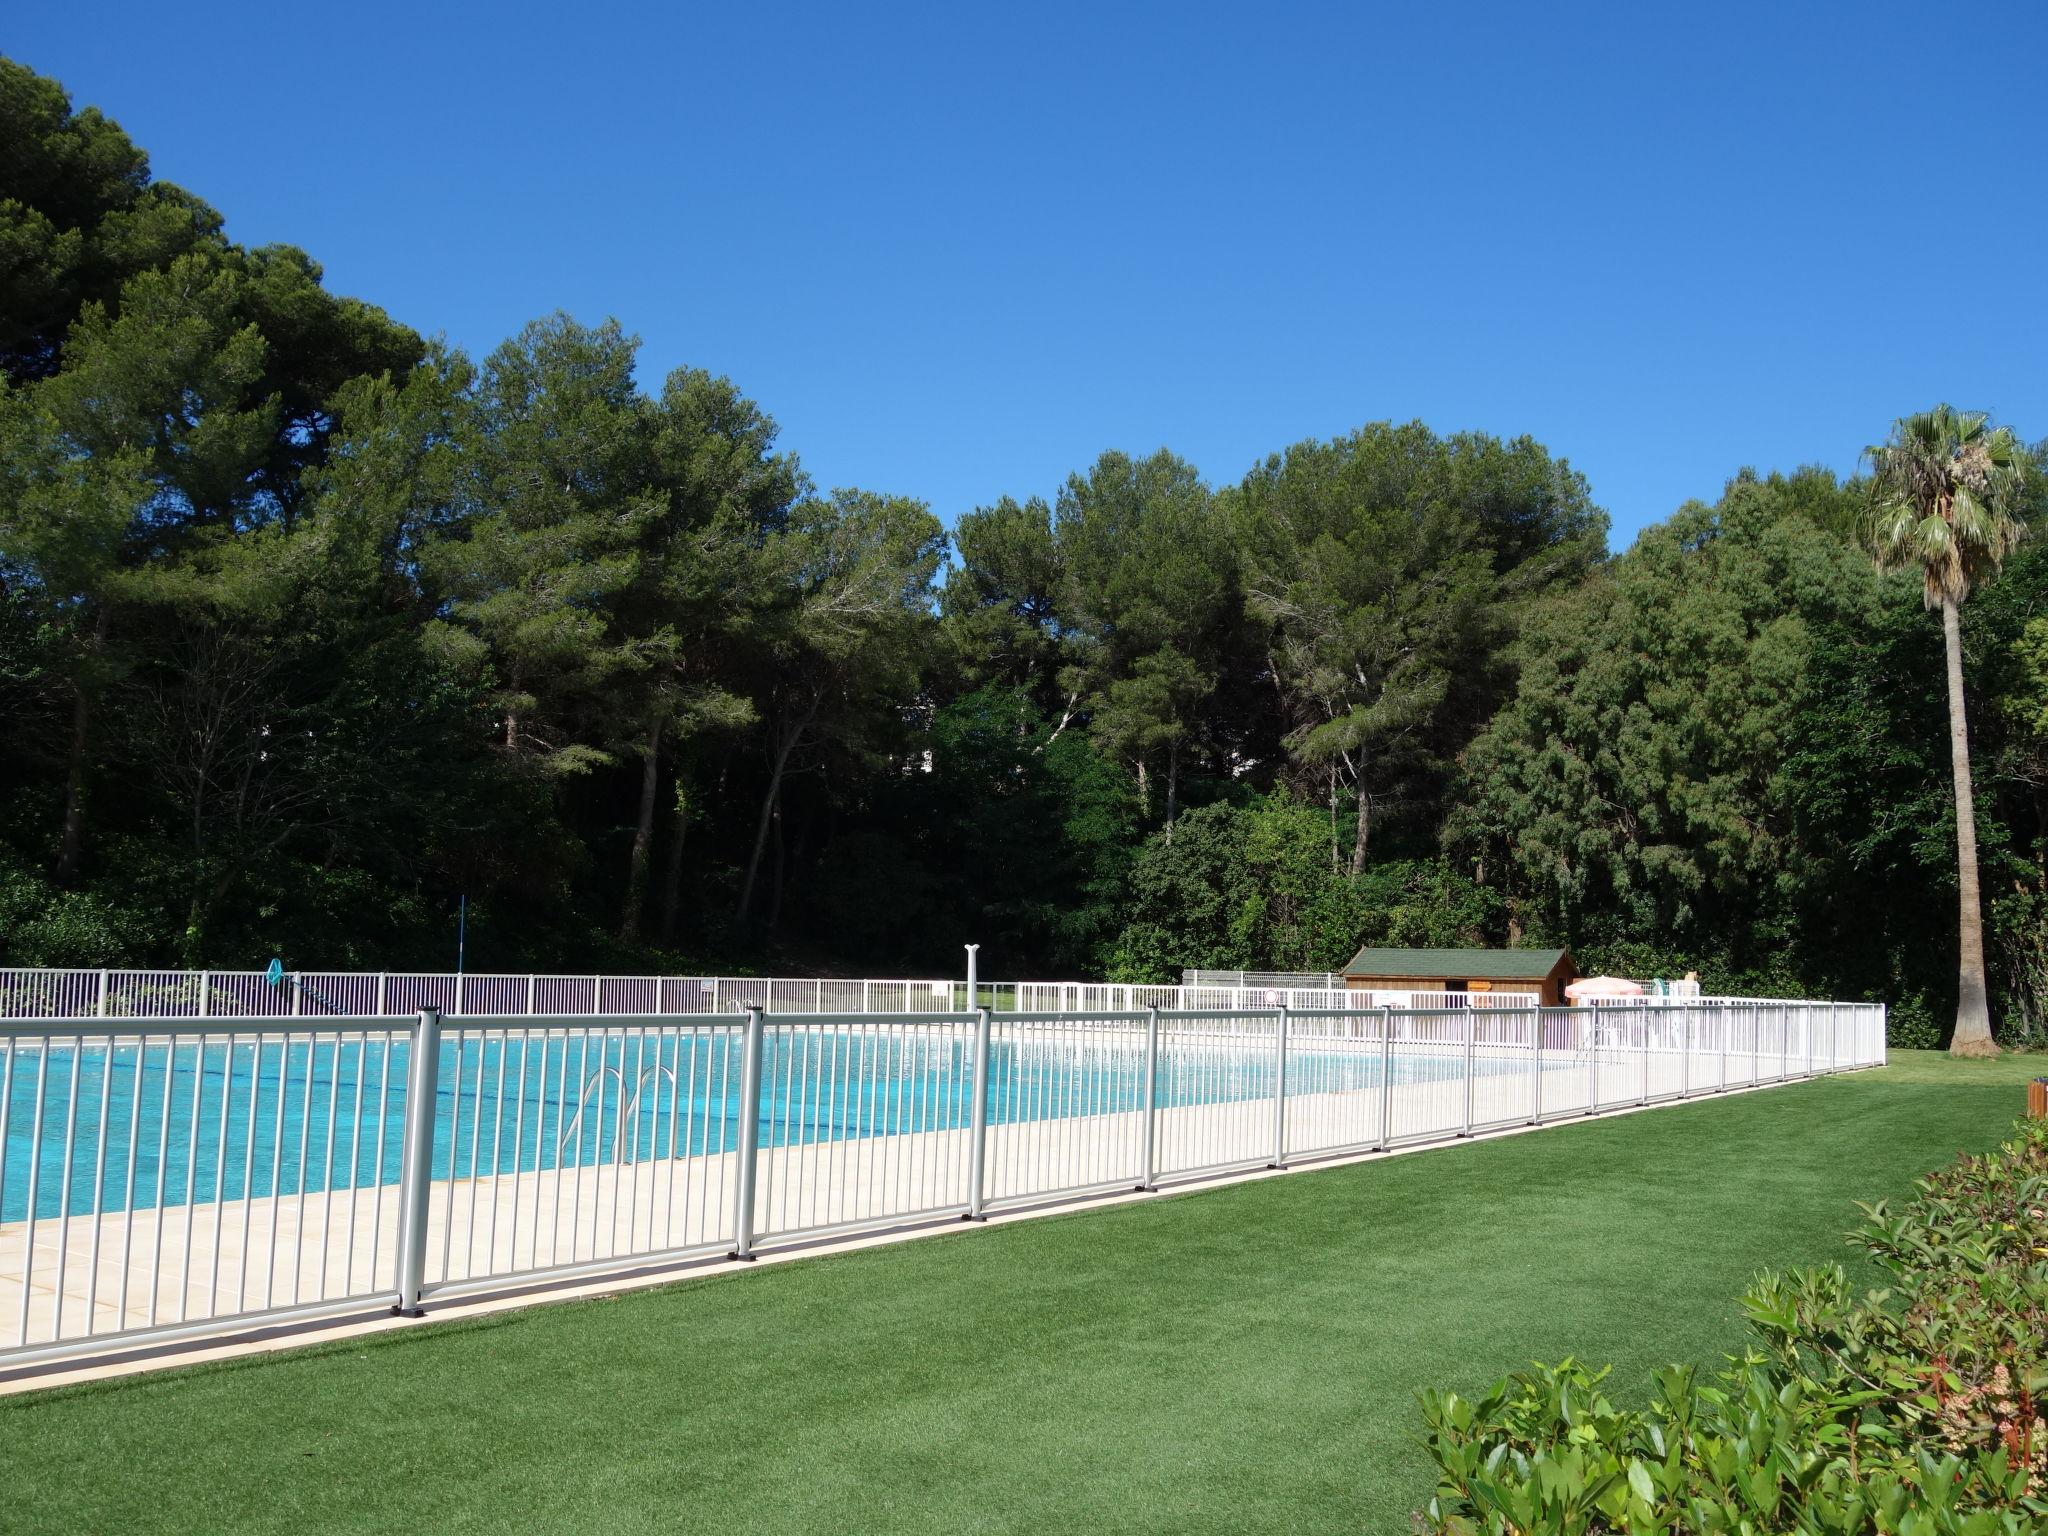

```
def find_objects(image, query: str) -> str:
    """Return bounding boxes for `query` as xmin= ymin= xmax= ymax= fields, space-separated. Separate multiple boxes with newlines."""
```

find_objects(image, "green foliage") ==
xmin=1233 ymin=423 xmax=1604 ymax=869
xmin=1416 ymin=1118 xmax=2048 ymax=1534
xmin=1104 ymin=800 xmax=1501 ymax=981
xmin=2 ymin=54 xmax=2046 ymax=1033
xmin=0 ymin=847 xmax=153 ymax=964
xmin=1455 ymin=471 xmax=1883 ymax=954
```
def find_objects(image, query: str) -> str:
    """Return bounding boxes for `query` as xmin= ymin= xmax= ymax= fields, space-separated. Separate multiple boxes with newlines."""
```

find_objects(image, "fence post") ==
xmin=1587 ymin=1011 xmax=1599 ymax=1116
xmin=1136 ymin=1007 xmax=1161 ymax=1191
xmin=1460 ymin=1008 xmax=1475 ymax=1135
xmin=965 ymin=1007 xmax=993 ymax=1220
xmin=731 ymin=1005 xmax=766 ymax=1259
xmin=1639 ymin=1011 xmax=1650 ymax=1105
xmin=1529 ymin=1010 xmax=1543 ymax=1125
xmin=96 ymin=968 xmax=108 ymax=1019
xmin=393 ymin=1006 xmax=444 ymax=1316
xmin=1378 ymin=1008 xmax=1395 ymax=1148
xmin=199 ymin=969 xmax=211 ymax=1018
xmin=1270 ymin=1006 xmax=1290 ymax=1168
xmin=1680 ymin=1007 xmax=1691 ymax=1097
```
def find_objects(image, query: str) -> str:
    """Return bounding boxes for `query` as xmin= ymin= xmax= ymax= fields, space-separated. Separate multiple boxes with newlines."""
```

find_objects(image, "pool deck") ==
xmin=0 ymin=1049 xmax=1815 ymax=1392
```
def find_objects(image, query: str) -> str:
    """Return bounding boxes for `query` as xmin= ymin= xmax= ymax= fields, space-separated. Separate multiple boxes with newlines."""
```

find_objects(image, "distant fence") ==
xmin=0 ymin=968 xmax=1623 ymax=1021
xmin=0 ymin=997 xmax=1885 ymax=1368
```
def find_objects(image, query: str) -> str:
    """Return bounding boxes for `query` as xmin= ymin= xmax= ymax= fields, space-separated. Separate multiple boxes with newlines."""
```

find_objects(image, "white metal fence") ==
xmin=0 ymin=998 xmax=1885 ymax=1369
xmin=0 ymin=966 xmax=1569 ymax=1020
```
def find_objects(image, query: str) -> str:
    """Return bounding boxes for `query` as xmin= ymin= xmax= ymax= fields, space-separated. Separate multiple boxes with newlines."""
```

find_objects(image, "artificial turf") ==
xmin=0 ymin=1049 xmax=2036 ymax=1534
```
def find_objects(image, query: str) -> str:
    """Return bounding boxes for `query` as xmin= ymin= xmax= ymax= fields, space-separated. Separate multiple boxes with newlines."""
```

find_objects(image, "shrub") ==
xmin=1415 ymin=1118 xmax=2048 ymax=1533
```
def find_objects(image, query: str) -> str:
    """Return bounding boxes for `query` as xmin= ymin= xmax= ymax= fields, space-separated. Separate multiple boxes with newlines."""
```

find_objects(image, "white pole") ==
xmin=964 ymin=944 xmax=979 ymax=1013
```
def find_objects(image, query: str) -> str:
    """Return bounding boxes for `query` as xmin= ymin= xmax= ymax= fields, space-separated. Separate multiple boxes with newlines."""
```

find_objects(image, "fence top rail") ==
xmin=749 ymin=1009 xmax=980 ymax=1028
xmin=0 ymin=1015 xmax=423 ymax=1038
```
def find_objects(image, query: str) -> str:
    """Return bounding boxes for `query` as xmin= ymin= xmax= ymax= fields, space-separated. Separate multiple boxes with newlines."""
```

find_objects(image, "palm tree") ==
xmin=1864 ymin=407 xmax=2030 ymax=1057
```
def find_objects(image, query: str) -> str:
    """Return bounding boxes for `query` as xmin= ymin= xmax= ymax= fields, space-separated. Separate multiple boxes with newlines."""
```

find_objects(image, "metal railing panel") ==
xmin=1149 ymin=1012 xmax=1278 ymax=1180
xmin=751 ymin=1014 xmax=977 ymax=1239
xmin=0 ymin=998 xmax=1888 ymax=1366
xmin=983 ymin=1014 xmax=1148 ymax=1204
xmin=0 ymin=1017 xmax=415 ymax=1360
xmin=421 ymin=1017 xmax=743 ymax=1294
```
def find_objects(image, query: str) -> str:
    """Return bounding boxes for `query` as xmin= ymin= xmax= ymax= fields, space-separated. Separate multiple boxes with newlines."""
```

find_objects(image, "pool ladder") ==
xmin=556 ymin=1061 xmax=677 ymax=1164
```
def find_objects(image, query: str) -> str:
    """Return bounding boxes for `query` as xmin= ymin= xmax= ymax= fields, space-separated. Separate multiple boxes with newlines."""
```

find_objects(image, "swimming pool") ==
xmin=0 ymin=1031 xmax=1542 ymax=1223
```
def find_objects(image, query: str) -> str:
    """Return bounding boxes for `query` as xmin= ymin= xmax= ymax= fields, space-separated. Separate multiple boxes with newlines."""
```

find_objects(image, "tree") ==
xmin=731 ymin=488 xmax=944 ymax=927
xmin=1235 ymin=424 xmax=1602 ymax=874
xmin=1054 ymin=450 xmax=1232 ymax=834
xmin=939 ymin=494 xmax=1068 ymax=705
xmin=612 ymin=366 xmax=797 ymax=942
xmin=420 ymin=314 xmax=652 ymax=775
xmin=1863 ymin=407 xmax=2032 ymax=1056
xmin=0 ymin=58 xmax=220 ymax=384
xmin=1453 ymin=471 xmax=1880 ymax=966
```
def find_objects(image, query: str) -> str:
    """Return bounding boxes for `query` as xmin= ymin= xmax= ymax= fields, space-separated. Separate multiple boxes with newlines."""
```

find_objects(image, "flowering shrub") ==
xmin=1416 ymin=1118 xmax=2048 ymax=1533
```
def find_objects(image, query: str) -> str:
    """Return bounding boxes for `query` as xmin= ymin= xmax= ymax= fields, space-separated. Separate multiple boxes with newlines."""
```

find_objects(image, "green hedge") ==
xmin=1415 ymin=1115 xmax=2048 ymax=1533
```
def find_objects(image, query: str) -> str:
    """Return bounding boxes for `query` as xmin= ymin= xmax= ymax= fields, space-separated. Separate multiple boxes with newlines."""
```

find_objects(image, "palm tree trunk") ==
xmin=1941 ymin=595 xmax=1997 ymax=1056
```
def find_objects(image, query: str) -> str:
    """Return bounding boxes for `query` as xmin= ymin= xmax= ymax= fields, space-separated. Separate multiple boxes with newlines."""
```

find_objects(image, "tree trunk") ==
xmin=1941 ymin=596 xmax=1997 ymax=1056
xmin=1164 ymin=739 xmax=1179 ymax=845
xmin=53 ymin=607 xmax=109 ymax=885
xmin=658 ymin=779 xmax=689 ymax=945
xmin=54 ymin=685 xmax=91 ymax=884
xmin=736 ymin=728 xmax=799 ymax=926
xmin=1328 ymin=766 xmax=1340 ymax=874
xmin=1135 ymin=756 xmax=1149 ymax=816
xmin=767 ymin=794 xmax=786 ymax=933
xmin=618 ymin=719 xmax=662 ymax=943
xmin=1350 ymin=785 xmax=1370 ymax=877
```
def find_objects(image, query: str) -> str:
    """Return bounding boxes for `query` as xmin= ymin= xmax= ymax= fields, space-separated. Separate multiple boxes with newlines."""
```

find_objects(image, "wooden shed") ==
xmin=1341 ymin=946 xmax=1576 ymax=1007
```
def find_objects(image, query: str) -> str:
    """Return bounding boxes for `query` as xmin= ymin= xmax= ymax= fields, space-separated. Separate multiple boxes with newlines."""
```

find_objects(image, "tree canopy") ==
xmin=1 ymin=59 xmax=2042 ymax=1048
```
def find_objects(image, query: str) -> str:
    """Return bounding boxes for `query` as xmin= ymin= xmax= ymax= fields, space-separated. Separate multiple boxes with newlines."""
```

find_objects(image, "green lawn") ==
xmin=1 ymin=1050 xmax=2036 ymax=1535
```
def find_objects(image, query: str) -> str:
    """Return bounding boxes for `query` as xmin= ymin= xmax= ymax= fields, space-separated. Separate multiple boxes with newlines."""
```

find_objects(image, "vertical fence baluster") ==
xmin=965 ymin=1008 xmax=992 ymax=1220
xmin=1378 ymin=1008 xmax=1394 ymax=1148
xmin=1587 ymin=1012 xmax=1600 ymax=1116
xmin=730 ymin=1006 xmax=765 ymax=1260
xmin=1270 ymin=1006 xmax=1290 ymax=1168
xmin=393 ymin=1008 xmax=443 ymax=1316
xmin=1136 ymin=1007 xmax=1160 ymax=1191
xmin=1460 ymin=1009 xmax=1475 ymax=1135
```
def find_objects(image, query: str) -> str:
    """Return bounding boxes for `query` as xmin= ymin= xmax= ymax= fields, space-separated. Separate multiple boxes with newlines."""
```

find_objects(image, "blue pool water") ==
xmin=0 ymin=1033 xmax=1523 ymax=1222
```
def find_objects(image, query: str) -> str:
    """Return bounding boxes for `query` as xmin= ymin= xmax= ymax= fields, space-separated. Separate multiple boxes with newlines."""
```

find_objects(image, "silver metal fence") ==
xmin=0 ymin=999 xmax=1886 ymax=1367
xmin=0 ymin=967 xmax=1516 ymax=1020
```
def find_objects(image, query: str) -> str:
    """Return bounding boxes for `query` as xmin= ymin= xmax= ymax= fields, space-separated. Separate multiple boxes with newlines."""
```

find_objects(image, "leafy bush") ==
xmin=1415 ymin=1117 xmax=2048 ymax=1533
xmin=1885 ymin=995 xmax=1945 ymax=1051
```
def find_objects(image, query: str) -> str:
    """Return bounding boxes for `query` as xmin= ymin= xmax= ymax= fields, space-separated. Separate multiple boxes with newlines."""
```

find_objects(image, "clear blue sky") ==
xmin=13 ymin=2 xmax=2046 ymax=543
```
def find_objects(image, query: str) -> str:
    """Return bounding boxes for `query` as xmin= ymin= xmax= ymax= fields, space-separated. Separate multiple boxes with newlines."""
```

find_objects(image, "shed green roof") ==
xmin=1341 ymin=946 xmax=1568 ymax=979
